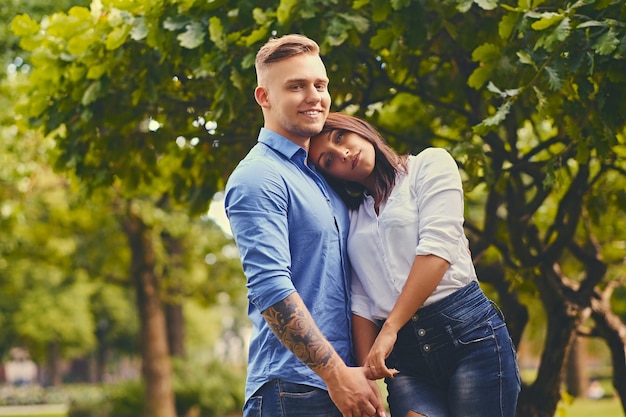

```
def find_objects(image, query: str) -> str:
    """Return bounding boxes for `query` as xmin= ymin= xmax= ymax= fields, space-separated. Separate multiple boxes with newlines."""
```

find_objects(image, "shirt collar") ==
xmin=258 ymin=128 xmax=306 ymax=161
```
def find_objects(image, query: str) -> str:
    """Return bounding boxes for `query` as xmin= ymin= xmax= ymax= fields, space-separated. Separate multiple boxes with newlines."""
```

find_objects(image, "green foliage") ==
xmin=61 ymin=362 xmax=245 ymax=417
xmin=173 ymin=359 xmax=245 ymax=417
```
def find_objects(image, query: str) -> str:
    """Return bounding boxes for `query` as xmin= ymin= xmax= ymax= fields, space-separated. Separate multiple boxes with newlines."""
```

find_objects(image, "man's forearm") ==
xmin=262 ymin=292 xmax=343 ymax=376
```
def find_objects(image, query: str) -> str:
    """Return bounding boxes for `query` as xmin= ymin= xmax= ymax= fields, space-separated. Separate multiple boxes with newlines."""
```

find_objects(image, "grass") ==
xmin=559 ymin=396 xmax=623 ymax=417
xmin=0 ymin=404 xmax=66 ymax=417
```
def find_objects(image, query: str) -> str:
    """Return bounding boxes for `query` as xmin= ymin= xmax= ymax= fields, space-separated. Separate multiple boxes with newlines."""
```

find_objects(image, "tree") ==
xmin=11 ymin=1 xmax=626 ymax=416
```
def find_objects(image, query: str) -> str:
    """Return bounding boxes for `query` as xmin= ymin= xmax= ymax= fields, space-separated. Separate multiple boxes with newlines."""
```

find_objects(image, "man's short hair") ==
xmin=255 ymin=34 xmax=320 ymax=83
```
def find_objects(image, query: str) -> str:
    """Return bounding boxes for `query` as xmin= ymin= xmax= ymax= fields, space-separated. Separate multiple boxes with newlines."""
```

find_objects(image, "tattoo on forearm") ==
xmin=263 ymin=297 xmax=334 ymax=372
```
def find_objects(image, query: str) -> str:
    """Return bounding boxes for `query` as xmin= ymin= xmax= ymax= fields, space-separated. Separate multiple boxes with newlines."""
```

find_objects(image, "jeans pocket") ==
xmin=279 ymin=382 xmax=341 ymax=417
xmin=243 ymin=395 xmax=262 ymax=417
xmin=455 ymin=323 xmax=495 ymax=345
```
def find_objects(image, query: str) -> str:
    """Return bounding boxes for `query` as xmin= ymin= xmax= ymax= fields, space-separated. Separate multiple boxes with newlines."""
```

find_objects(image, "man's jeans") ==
xmin=385 ymin=281 xmax=521 ymax=417
xmin=243 ymin=379 xmax=342 ymax=417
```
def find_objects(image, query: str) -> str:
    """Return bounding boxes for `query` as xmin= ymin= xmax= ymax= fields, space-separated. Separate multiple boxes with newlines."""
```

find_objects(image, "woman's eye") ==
xmin=334 ymin=132 xmax=343 ymax=143
xmin=324 ymin=155 xmax=334 ymax=168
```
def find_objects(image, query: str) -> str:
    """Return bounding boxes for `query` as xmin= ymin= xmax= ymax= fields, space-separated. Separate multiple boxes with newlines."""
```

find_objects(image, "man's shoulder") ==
xmin=230 ymin=144 xmax=284 ymax=179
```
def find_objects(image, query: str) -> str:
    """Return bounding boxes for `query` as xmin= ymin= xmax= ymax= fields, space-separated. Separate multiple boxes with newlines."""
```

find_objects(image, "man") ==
xmin=225 ymin=34 xmax=385 ymax=417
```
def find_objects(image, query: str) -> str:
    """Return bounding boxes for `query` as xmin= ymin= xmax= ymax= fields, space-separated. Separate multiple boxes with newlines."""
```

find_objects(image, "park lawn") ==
xmin=0 ymin=413 xmax=67 ymax=417
xmin=560 ymin=396 xmax=623 ymax=417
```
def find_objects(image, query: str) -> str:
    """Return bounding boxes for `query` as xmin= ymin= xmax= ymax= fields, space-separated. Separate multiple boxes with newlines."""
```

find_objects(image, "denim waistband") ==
xmin=413 ymin=280 xmax=483 ymax=321
xmin=395 ymin=281 xmax=501 ymax=350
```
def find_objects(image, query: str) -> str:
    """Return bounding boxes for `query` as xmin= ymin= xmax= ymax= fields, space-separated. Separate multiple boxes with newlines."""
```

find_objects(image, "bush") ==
xmin=173 ymin=359 xmax=245 ymax=417
xmin=65 ymin=360 xmax=245 ymax=417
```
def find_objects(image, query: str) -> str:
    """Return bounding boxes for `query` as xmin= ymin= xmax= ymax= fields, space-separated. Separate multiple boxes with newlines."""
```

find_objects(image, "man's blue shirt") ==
xmin=224 ymin=128 xmax=353 ymax=401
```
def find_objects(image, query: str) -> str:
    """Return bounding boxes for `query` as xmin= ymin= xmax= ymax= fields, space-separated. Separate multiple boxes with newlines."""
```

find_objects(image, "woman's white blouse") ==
xmin=349 ymin=148 xmax=477 ymax=322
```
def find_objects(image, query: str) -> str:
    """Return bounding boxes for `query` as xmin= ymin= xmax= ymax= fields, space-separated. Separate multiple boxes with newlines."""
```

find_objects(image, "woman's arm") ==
xmin=352 ymin=314 xmax=379 ymax=366
xmin=364 ymin=254 xmax=449 ymax=379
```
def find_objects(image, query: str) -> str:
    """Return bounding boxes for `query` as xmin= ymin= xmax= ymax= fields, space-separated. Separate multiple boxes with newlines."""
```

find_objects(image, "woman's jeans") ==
xmin=243 ymin=379 xmax=342 ymax=417
xmin=385 ymin=281 xmax=521 ymax=417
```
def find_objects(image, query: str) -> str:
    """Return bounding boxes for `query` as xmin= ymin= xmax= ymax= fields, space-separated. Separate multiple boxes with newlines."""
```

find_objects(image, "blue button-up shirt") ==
xmin=225 ymin=128 xmax=353 ymax=401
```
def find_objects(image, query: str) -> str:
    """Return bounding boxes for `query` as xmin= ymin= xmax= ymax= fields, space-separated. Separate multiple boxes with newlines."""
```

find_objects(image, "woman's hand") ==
xmin=364 ymin=325 xmax=399 ymax=380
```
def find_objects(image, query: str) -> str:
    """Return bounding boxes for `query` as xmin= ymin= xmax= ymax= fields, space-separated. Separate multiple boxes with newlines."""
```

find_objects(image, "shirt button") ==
xmin=423 ymin=344 xmax=431 ymax=352
xmin=418 ymin=328 xmax=426 ymax=337
xmin=411 ymin=315 xmax=419 ymax=321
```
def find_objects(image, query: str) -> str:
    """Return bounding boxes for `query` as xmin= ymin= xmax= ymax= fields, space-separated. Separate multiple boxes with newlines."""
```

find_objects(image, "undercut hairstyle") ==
xmin=255 ymin=34 xmax=321 ymax=84
xmin=315 ymin=113 xmax=408 ymax=210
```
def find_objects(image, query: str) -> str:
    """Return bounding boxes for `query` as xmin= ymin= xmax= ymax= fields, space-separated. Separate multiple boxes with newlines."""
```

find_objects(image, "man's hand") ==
xmin=325 ymin=366 xmax=387 ymax=417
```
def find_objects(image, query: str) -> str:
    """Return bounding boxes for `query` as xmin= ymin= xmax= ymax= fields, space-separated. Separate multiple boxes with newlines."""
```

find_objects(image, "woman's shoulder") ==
xmin=409 ymin=147 xmax=457 ymax=170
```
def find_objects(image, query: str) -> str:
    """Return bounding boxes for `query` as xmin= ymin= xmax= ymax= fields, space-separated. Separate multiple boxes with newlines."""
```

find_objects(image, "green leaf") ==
xmin=163 ymin=16 xmax=191 ymax=31
xmin=517 ymin=50 xmax=536 ymax=67
xmin=241 ymin=27 xmax=269 ymax=47
xmin=353 ymin=0 xmax=371 ymax=9
xmin=391 ymin=0 xmax=411 ymax=10
xmin=131 ymin=17 xmax=148 ymax=41
xmin=82 ymin=81 xmax=102 ymax=105
xmin=544 ymin=65 xmax=563 ymax=90
xmin=593 ymin=28 xmax=620 ymax=56
xmin=371 ymin=0 xmax=391 ymax=22
xmin=472 ymin=43 xmax=501 ymax=62
xmin=468 ymin=65 xmax=494 ymax=89
xmin=177 ymin=22 xmax=205 ymax=49
xmin=456 ymin=0 xmax=474 ymax=13
xmin=531 ymin=12 xmax=564 ymax=30
xmin=499 ymin=12 xmax=519 ymax=39
xmin=340 ymin=13 xmax=370 ymax=33
xmin=209 ymin=17 xmax=226 ymax=51
xmin=87 ymin=63 xmax=107 ymax=80
xmin=106 ymin=25 xmax=131 ymax=50
xmin=67 ymin=29 xmax=101 ymax=56
xmin=473 ymin=100 xmax=513 ymax=134
xmin=535 ymin=17 xmax=571 ymax=51
xmin=277 ymin=0 xmax=297 ymax=25
xmin=576 ymin=20 xmax=606 ymax=29
xmin=475 ymin=0 xmax=499 ymax=11
xmin=10 ymin=14 xmax=40 ymax=37
xmin=370 ymin=28 xmax=396 ymax=50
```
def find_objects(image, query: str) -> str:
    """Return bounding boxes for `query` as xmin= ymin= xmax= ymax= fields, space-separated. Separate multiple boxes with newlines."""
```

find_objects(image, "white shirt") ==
xmin=349 ymin=148 xmax=477 ymax=322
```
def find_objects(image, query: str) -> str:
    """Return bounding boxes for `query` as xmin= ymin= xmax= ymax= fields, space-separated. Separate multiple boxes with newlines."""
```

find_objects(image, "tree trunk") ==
xmin=515 ymin=266 xmax=584 ymax=417
xmin=591 ymin=288 xmax=626 ymax=414
xmin=166 ymin=303 xmax=185 ymax=358
xmin=161 ymin=231 xmax=186 ymax=358
xmin=122 ymin=208 xmax=176 ymax=417
xmin=45 ymin=341 xmax=62 ymax=386
xmin=565 ymin=336 xmax=587 ymax=398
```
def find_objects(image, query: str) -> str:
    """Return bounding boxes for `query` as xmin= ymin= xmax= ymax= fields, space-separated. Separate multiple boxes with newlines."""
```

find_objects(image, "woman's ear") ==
xmin=254 ymin=86 xmax=270 ymax=108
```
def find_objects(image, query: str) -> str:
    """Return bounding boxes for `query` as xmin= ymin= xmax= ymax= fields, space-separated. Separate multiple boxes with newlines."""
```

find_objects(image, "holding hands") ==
xmin=363 ymin=325 xmax=399 ymax=380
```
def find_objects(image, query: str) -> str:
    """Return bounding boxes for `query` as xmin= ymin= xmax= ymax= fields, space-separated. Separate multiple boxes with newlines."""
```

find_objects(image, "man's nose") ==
xmin=305 ymin=85 xmax=322 ymax=102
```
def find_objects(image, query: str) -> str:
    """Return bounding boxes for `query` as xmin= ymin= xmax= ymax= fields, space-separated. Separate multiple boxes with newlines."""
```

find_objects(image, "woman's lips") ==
xmin=352 ymin=151 xmax=360 ymax=169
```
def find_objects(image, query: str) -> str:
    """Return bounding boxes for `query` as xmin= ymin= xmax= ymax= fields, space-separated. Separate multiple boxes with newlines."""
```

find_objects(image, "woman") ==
xmin=309 ymin=112 xmax=521 ymax=417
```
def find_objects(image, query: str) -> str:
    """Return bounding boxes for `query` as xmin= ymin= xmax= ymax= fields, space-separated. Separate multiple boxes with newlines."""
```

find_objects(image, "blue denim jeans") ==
xmin=243 ymin=379 xmax=342 ymax=417
xmin=384 ymin=281 xmax=521 ymax=417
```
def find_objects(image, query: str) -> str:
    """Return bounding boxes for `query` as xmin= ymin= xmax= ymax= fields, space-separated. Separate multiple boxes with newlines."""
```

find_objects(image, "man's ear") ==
xmin=254 ymin=86 xmax=270 ymax=108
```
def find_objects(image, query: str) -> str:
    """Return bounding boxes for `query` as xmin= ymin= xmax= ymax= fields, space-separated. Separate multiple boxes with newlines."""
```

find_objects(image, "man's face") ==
xmin=256 ymin=54 xmax=331 ymax=145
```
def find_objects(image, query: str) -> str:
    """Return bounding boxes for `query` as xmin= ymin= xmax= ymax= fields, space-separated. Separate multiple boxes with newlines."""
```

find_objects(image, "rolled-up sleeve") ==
xmin=414 ymin=148 xmax=465 ymax=264
xmin=225 ymin=162 xmax=296 ymax=312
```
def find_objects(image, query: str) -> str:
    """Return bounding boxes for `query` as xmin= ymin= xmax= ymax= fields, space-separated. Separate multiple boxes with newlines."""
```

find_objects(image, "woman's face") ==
xmin=309 ymin=129 xmax=376 ymax=185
